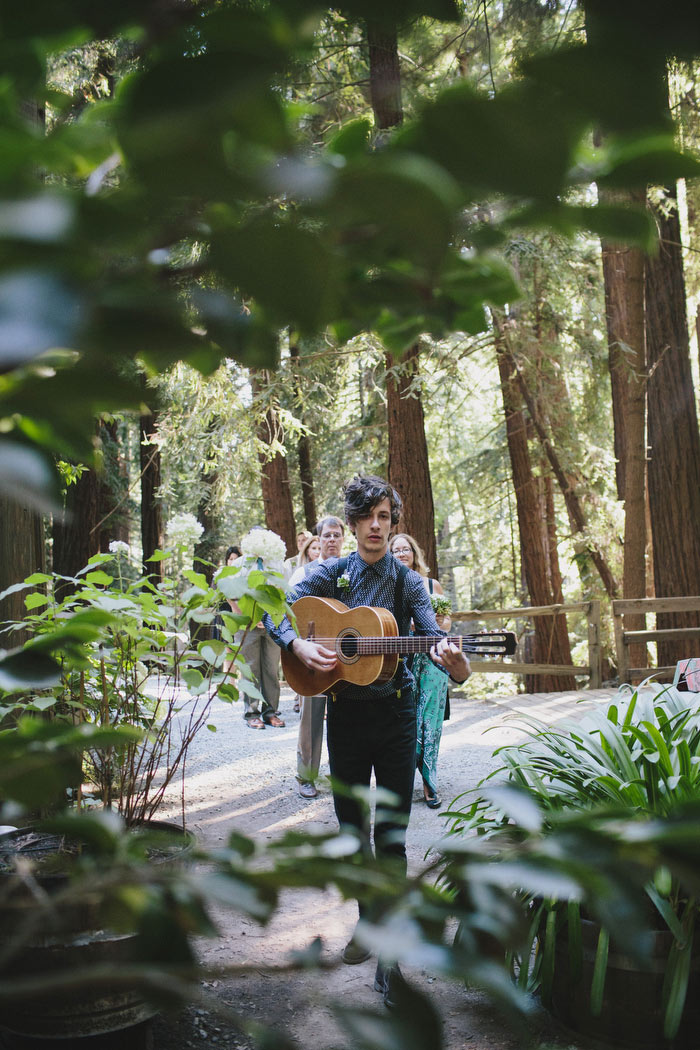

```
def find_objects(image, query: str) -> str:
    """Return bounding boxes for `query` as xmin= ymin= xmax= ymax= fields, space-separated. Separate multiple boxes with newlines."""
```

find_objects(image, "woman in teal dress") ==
xmin=389 ymin=533 xmax=451 ymax=810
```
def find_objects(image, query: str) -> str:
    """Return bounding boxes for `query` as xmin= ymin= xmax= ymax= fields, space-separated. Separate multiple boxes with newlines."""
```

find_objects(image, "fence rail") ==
xmin=612 ymin=596 xmax=700 ymax=683
xmin=451 ymin=601 xmax=602 ymax=688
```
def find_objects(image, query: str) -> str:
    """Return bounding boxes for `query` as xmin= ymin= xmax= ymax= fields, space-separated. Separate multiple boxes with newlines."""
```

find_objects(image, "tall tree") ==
xmin=193 ymin=425 xmax=221 ymax=586
xmin=289 ymin=340 xmax=318 ymax=530
xmin=599 ymin=188 xmax=648 ymax=670
xmin=0 ymin=499 xmax=45 ymax=647
xmin=645 ymin=184 xmax=700 ymax=665
xmin=140 ymin=401 xmax=164 ymax=585
xmin=366 ymin=16 xmax=438 ymax=573
xmin=251 ymin=369 xmax=297 ymax=556
xmin=495 ymin=324 xmax=575 ymax=692
xmin=0 ymin=99 xmax=47 ymax=643
xmin=385 ymin=348 xmax=438 ymax=574
xmin=52 ymin=464 xmax=101 ymax=591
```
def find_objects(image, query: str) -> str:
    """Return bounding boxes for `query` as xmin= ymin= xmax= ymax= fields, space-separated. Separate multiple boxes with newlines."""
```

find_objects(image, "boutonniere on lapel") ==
xmin=338 ymin=572 xmax=351 ymax=594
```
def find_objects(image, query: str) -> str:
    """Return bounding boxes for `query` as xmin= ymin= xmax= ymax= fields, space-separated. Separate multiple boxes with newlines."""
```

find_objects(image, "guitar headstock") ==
xmin=460 ymin=631 xmax=516 ymax=656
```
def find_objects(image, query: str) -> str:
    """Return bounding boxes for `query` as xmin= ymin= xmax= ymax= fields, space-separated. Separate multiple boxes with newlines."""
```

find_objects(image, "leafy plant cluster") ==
xmin=0 ymin=545 xmax=289 ymax=824
xmin=448 ymin=682 xmax=700 ymax=1041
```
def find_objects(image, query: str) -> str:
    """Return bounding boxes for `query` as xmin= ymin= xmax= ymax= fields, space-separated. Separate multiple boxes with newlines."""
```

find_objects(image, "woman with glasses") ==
xmin=389 ymin=533 xmax=451 ymax=809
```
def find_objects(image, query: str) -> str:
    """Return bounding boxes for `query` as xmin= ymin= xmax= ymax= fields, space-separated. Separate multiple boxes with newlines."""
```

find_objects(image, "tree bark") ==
xmin=0 ymin=499 xmax=45 ymax=647
xmin=366 ymin=20 xmax=403 ymax=131
xmin=386 ymin=348 xmax=438 ymax=576
xmin=289 ymin=341 xmax=318 ymax=530
xmin=496 ymin=340 xmax=575 ymax=692
xmin=365 ymin=19 xmax=438 ymax=576
xmin=251 ymin=370 xmax=297 ymax=558
xmin=645 ymin=185 xmax=700 ymax=666
xmin=600 ymin=187 xmax=648 ymax=670
xmin=97 ymin=419 xmax=130 ymax=552
xmin=140 ymin=406 xmax=163 ymax=585
xmin=52 ymin=465 xmax=101 ymax=599
xmin=502 ymin=339 xmax=619 ymax=600
xmin=193 ymin=428 xmax=220 ymax=586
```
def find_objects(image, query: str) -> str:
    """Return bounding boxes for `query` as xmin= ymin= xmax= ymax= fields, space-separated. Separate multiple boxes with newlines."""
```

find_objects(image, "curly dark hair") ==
xmin=343 ymin=475 xmax=402 ymax=527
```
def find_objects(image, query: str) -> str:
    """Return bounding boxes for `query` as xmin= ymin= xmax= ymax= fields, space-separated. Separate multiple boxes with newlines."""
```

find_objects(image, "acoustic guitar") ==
xmin=280 ymin=595 xmax=517 ymax=696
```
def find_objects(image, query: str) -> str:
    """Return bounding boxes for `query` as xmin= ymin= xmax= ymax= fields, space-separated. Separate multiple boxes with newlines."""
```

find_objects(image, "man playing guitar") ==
xmin=266 ymin=475 xmax=470 ymax=1007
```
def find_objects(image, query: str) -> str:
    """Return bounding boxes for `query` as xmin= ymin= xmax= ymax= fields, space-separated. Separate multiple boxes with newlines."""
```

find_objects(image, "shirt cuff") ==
xmin=278 ymin=627 xmax=298 ymax=651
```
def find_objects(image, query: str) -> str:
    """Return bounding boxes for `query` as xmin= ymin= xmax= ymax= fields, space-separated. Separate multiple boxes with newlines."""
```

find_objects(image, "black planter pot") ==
xmin=0 ymin=820 xmax=194 ymax=1044
xmin=549 ymin=916 xmax=700 ymax=1050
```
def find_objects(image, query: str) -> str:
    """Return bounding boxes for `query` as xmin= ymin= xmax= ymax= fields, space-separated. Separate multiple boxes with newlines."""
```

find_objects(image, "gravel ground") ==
xmin=146 ymin=683 xmax=612 ymax=1050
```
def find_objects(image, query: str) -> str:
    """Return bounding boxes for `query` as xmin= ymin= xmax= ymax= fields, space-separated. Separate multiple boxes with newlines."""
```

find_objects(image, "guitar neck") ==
xmin=310 ymin=633 xmax=513 ymax=655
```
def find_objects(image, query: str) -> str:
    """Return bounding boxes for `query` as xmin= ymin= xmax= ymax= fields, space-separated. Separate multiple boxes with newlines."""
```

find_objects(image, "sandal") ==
xmin=247 ymin=716 xmax=265 ymax=730
xmin=264 ymin=714 xmax=286 ymax=728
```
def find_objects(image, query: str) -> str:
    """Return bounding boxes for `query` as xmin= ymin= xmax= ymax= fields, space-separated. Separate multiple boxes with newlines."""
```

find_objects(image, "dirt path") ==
xmin=152 ymin=686 xmax=596 ymax=1050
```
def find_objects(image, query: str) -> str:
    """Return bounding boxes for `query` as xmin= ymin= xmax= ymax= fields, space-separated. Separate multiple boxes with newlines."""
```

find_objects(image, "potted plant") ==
xmin=446 ymin=681 xmax=700 ymax=1049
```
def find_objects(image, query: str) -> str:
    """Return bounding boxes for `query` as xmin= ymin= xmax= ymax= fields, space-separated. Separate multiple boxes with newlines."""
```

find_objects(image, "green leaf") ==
xmin=327 ymin=118 xmax=372 ymax=158
xmin=210 ymin=218 xmax=340 ymax=332
xmin=206 ymin=724 xmax=217 ymax=732
xmin=590 ymin=926 xmax=609 ymax=1017
xmin=0 ymin=649 xmax=61 ymax=691
xmin=24 ymin=591 xmax=48 ymax=610
xmin=147 ymin=549 xmax=171 ymax=562
xmin=0 ymin=440 xmax=62 ymax=514
xmin=85 ymin=570 xmax=114 ymax=587
xmin=182 ymin=669 xmax=205 ymax=691
xmin=216 ymin=683 xmax=239 ymax=704
xmin=238 ymin=678 xmax=264 ymax=702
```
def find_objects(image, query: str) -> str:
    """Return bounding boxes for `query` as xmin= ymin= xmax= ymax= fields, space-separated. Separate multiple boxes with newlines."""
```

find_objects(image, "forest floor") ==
xmin=148 ymin=683 xmax=615 ymax=1050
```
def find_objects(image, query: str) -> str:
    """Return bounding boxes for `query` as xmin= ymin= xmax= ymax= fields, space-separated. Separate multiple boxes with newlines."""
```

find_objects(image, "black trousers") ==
xmin=326 ymin=689 xmax=416 ymax=887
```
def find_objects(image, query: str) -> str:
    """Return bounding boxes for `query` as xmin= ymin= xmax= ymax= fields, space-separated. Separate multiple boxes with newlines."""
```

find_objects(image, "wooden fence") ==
xmin=452 ymin=601 xmax=602 ymax=688
xmin=612 ymin=596 xmax=700 ymax=684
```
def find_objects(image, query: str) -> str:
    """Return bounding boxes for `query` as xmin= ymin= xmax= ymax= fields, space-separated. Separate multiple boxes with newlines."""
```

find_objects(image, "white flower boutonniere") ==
xmin=338 ymin=572 xmax=351 ymax=594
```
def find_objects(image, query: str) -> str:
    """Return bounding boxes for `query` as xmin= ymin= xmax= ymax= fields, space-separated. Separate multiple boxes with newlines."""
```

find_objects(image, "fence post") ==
xmin=587 ymin=600 xmax=602 ymax=688
xmin=612 ymin=600 xmax=629 ymax=684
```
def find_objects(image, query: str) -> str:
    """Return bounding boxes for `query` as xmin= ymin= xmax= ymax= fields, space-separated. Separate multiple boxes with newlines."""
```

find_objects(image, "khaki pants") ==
xmin=236 ymin=627 xmax=281 ymax=721
xmin=296 ymin=694 xmax=326 ymax=781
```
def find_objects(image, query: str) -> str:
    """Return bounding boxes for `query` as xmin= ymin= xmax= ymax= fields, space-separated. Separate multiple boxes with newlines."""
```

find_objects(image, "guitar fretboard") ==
xmin=309 ymin=634 xmax=512 ymax=655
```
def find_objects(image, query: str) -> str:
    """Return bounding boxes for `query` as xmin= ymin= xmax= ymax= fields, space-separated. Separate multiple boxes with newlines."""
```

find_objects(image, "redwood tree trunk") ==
xmin=140 ymin=406 xmax=163 ymax=585
xmin=97 ymin=419 xmax=130 ymax=551
xmin=289 ymin=341 xmax=318 ymax=530
xmin=496 ymin=342 xmax=575 ymax=692
xmin=52 ymin=466 xmax=101 ymax=598
xmin=366 ymin=20 xmax=403 ymax=130
xmin=251 ymin=370 xmax=297 ymax=557
xmin=0 ymin=499 xmax=45 ymax=647
xmin=386 ymin=347 xmax=438 ymax=576
xmin=600 ymin=188 xmax=648 ymax=671
xmin=366 ymin=21 xmax=437 ymax=575
xmin=645 ymin=185 xmax=700 ymax=667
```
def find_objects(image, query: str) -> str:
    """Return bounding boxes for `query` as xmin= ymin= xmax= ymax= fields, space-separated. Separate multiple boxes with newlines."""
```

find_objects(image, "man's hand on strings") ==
xmin=290 ymin=638 xmax=338 ymax=672
xmin=431 ymin=638 xmax=471 ymax=683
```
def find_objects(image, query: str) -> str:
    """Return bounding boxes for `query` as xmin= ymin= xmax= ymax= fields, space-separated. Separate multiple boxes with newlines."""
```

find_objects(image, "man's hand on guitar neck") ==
xmin=290 ymin=637 xmax=338 ymax=673
xmin=431 ymin=638 xmax=471 ymax=684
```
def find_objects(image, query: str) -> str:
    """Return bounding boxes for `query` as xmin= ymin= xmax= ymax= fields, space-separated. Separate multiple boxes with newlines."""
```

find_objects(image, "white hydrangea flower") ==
xmin=108 ymin=540 xmax=130 ymax=556
xmin=166 ymin=512 xmax=204 ymax=547
xmin=240 ymin=528 xmax=286 ymax=569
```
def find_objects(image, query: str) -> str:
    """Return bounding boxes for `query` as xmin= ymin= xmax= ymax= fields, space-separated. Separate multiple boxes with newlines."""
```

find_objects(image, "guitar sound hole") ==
xmin=339 ymin=633 xmax=359 ymax=660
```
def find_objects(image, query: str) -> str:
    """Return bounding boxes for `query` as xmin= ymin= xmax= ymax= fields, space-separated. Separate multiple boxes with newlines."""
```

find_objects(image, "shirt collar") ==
xmin=353 ymin=549 xmax=394 ymax=575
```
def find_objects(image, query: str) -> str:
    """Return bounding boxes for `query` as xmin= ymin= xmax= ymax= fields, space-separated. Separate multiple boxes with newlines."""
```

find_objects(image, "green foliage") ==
xmin=0 ymin=545 xmax=290 ymax=823
xmin=447 ymin=682 xmax=700 ymax=1039
xmin=1 ymin=0 xmax=698 ymax=499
